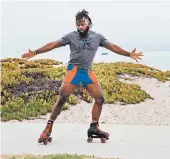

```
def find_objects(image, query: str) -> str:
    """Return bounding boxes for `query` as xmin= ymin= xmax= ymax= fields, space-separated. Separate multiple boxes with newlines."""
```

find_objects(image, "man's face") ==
xmin=76 ymin=17 xmax=89 ymax=33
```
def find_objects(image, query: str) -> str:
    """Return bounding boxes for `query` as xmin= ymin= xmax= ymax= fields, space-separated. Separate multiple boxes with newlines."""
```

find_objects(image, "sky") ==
xmin=1 ymin=0 xmax=170 ymax=70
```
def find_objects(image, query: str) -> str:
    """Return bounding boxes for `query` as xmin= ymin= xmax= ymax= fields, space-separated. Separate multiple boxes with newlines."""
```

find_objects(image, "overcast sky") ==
xmin=1 ymin=0 xmax=170 ymax=59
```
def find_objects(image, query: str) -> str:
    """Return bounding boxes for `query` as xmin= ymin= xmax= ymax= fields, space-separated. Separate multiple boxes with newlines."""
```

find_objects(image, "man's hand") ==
xmin=130 ymin=48 xmax=144 ymax=62
xmin=21 ymin=49 xmax=35 ymax=60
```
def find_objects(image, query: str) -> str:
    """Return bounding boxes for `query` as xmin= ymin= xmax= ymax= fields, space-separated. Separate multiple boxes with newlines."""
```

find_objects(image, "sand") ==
xmin=6 ymin=76 xmax=170 ymax=126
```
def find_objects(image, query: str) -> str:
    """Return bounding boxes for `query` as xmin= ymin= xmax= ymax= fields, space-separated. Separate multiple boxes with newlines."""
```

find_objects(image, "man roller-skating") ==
xmin=21 ymin=9 xmax=143 ymax=144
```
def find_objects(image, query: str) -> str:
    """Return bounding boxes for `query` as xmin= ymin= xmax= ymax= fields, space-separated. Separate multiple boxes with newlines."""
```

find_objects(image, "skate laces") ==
xmin=44 ymin=123 xmax=52 ymax=134
xmin=90 ymin=121 xmax=99 ymax=127
xmin=97 ymin=127 xmax=104 ymax=132
xmin=90 ymin=122 xmax=106 ymax=134
xmin=94 ymin=122 xmax=106 ymax=134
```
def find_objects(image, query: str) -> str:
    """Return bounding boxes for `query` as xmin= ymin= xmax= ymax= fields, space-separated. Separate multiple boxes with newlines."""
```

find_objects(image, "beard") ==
xmin=77 ymin=26 xmax=89 ymax=38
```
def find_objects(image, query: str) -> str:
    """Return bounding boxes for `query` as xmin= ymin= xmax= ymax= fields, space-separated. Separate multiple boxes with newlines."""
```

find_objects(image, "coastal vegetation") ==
xmin=1 ymin=58 xmax=169 ymax=121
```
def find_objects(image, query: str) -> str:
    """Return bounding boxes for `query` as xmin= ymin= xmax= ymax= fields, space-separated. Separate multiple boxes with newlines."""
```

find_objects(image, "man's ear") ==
xmin=88 ymin=17 xmax=93 ymax=28
xmin=89 ymin=24 xmax=93 ymax=28
xmin=89 ymin=21 xmax=93 ymax=28
xmin=76 ymin=25 xmax=78 ymax=29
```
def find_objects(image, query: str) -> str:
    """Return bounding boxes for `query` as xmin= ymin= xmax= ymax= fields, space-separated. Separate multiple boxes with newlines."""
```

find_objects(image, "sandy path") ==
xmin=5 ymin=76 xmax=170 ymax=126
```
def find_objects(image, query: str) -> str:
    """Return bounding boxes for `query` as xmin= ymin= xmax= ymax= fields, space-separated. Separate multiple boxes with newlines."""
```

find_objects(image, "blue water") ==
xmin=1 ymin=45 xmax=170 ymax=71
xmin=94 ymin=50 xmax=170 ymax=71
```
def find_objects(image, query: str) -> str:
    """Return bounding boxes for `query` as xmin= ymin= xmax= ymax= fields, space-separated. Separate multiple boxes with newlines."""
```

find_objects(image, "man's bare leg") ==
xmin=38 ymin=82 xmax=76 ymax=144
xmin=86 ymin=83 xmax=105 ymax=122
xmin=50 ymin=82 xmax=76 ymax=120
xmin=85 ymin=83 xmax=109 ymax=143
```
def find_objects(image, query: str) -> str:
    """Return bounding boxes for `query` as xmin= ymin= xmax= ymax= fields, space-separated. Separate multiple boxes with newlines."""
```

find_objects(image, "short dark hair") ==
xmin=75 ymin=9 xmax=92 ymax=25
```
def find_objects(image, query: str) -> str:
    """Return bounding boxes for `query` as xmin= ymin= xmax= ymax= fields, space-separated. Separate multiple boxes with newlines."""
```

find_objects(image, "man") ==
xmin=21 ymin=9 xmax=143 ymax=144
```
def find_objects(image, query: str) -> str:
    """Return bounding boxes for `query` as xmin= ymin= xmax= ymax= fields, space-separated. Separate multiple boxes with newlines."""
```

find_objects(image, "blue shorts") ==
xmin=63 ymin=64 xmax=98 ymax=87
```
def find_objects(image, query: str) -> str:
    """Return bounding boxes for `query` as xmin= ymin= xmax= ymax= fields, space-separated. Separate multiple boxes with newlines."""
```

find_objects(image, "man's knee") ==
xmin=54 ymin=94 xmax=68 ymax=116
xmin=58 ymin=93 xmax=69 ymax=106
xmin=95 ymin=96 xmax=105 ymax=105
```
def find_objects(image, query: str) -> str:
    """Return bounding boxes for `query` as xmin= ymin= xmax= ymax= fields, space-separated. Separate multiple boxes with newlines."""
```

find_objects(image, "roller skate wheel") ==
xmin=48 ymin=137 xmax=52 ymax=142
xmin=106 ymin=132 xmax=110 ymax=137
xmin=101 ymin=137 xmax=106 ymax=143
xmin=38 ymin=138 xmax=42 ymax=143
xmin=43 ymin=139 xmax=48 ymax=145
xmin=87 ymin=137 xmax=93 ymax=143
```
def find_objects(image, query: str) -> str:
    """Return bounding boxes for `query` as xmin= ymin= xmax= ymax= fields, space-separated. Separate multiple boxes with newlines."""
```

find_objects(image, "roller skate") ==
xmin=38 ymin=120 xmax=53 ymax=145
xmin=87 ymin=121 xmax=109 ymax=143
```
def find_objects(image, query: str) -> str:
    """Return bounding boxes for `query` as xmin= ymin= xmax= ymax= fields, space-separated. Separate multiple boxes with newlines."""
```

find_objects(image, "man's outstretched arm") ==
xmin=105 ymin=42 xmax=143 ymax=62
xmin=34 ymin=41 xmax=62 ymax=54
xmin=21 ymin=41 xmax=62 ymax=59
xmin=106 ymin=42 xmax=131 ymax=57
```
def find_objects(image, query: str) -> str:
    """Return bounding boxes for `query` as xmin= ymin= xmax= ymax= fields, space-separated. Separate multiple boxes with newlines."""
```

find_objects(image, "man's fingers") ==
xmin=29 ymin=49 xmax=35 ymax=54
xmin=21 ymin=54 xmax=26 ymax=58
xmin=25 ymin=56 xmax=31 ymax=60
xmin=21 ymin=57 xmax=28 ymax=60
xmin=22 ymin=53 xmax=29 ymax=58
xmin=138 ymin=57 xmax=142 ymax=60
xmin=21 ymin=54 xmax=30 ymax=60
xmin=29 ymin=49 xmax=31 ymax=52
xmin=133 ymin=57 xmax=138 ymax=62
xmin=132 ymin=48 xmax=136 ymax=52
xmin=138 ymin=52 xmax=144 ymax=56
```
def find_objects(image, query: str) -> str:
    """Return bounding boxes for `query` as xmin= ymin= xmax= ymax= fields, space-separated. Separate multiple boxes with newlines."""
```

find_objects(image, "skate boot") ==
xmin=38 ymin=120 xmax=53 ymax=145
xmin=87 ymin=121 xmax=109 ymax=143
